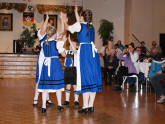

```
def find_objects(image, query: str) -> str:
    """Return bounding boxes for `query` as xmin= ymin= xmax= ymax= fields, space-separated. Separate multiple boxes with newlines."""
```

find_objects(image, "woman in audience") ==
xmin=117 ymin=40 xmax=124 ymax=51
xmin=116 ymin=43 xmax=138 ymax=91
xmin=128 ymin=43 xmax=139 ymax=73
xmin=113 ymin=44 xmax=122 ymax=58
xmin=150 ymin=41 xmax=162 ymax=60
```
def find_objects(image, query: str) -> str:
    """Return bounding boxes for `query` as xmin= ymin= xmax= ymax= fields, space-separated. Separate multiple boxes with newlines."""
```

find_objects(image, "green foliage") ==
xmin=98 ymin=19 xmax=114 ymax=45
xmin=20 ymin=23 xmax=37 ymax=48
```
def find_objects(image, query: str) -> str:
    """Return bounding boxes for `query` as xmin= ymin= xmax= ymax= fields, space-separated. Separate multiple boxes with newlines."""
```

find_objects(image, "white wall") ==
xmin=83 ymin=0 xmax=125 ymax=49
xmin=125 ymin=0 xmax=165 ymax=49
xmin=0 ymin=0 xmax=125 ymax=52
xmin=0 ymin=9 xmax=42 ymax=53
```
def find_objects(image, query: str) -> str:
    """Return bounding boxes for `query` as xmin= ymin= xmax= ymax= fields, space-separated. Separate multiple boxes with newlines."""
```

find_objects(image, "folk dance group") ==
xmin=33 ymin=5 xmax=102 ymax=114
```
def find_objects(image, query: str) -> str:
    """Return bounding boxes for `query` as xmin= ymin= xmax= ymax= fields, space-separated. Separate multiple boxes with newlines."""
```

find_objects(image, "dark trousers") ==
xmin=104 ymin=68 xmax=115 ymax=84
xmin=151 ymin=73 xmax=165 ymax=96
xmin=116 ymin=66 xmax=128 ymax=85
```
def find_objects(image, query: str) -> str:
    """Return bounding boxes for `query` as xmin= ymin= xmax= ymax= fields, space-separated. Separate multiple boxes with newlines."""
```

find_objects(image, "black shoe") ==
xmin=33 ymin=103 xmax=38 ymax=108
xmin=41 ymin=108 xmax=46 ymax=113
xmin=78 ymin=108 xmax=88 ymax=114
xmin=88 ymin=107 xmax=94 ymax=113
xmin=63 ymin=101 xmax=69 ymax=106
xmin=46 ymin=100 xmax=54 ymax=106
xmin=74 ymin=101 xmax=79 ymax=108
xmin=57 ymin=106 xmax=64 ymax=111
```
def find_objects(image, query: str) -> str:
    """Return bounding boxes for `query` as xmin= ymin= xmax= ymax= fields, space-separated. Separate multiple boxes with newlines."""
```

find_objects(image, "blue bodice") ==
xmin=40 ymin=35 xmax=59 ymax=57
xmin=64 ymin=50 xmax=74 ymax=67
xmin=77 ymin=24 xmax=95 ymax=43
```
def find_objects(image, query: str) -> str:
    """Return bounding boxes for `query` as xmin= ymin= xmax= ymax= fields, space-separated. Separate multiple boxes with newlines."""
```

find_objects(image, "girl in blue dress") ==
xmin=33 ymin=40 xmax=54 ymax=108
xmin=62 ymin=6 xmax=102 ymax=113
xmin=36 ymin=14 xmax=66 ymax=113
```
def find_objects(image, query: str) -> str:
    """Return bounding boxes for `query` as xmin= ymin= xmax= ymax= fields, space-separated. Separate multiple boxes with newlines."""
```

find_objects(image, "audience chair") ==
xmin=121 ymin=75 xmax=139 ymax=92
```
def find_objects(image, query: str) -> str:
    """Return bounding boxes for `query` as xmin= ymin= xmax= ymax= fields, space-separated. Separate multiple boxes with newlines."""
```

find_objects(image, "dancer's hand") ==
xmin=60 ymin=11 xmax=65 ymax=19
xmin=74 ymin=4 xmax=80 ymax=22
xmin=60 ymin=12 xmax=68 ymax=22
xmin=45 ymin=12 xmax=49 ymax=20
xmin=75 ymin=4 xmax=78 ymax=12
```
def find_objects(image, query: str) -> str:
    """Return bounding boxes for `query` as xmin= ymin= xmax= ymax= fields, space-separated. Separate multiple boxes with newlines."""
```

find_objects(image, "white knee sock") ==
xmin=65 ymin=89 xmax=70 ymax=102
xmin=46 ymin=93 xmax=52 ymax=103
xmin=88 ymin=92 xmax=96 ymax=108
xmin=82 ymin=92 xmax=90 ymax=108
xmin=42 ymin=91 xmax=48 ymax=108
xmin=33 ymin=85 xmax=39 ymax=104
xmin=74 ymin=91 xmax=79 ymax=102
xmin=46 ymin=93 xmax=49 ymax=101
xmin=56 ymin=91 xmax=62 ymax=106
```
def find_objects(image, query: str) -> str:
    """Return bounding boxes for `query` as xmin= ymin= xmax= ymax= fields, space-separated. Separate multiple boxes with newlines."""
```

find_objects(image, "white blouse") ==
xmin=68 ymin=22 xmax=81 ymax=34
xmin=37 ymin=29 xmax=65 ymax=53
xmin=130 ymin=51 xmax=139 ymax=73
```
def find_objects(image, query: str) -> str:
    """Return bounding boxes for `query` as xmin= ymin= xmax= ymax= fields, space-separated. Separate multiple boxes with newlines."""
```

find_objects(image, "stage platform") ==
xmin=0 ymin=53 xmax=64 ymax=78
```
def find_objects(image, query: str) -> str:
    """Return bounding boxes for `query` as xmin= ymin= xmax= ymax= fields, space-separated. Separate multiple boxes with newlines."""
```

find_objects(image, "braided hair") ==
xmin=46 ymin=26 xmax=56 ymax=45
xmin=82 ymin=9 xmax=93 ymax=36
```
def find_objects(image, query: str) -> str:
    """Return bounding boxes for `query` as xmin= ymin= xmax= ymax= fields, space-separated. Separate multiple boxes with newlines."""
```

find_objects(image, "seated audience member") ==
xmin=136 ymin=47 xmax=146 ymax=62
xmin=124 ymin=44 xmax=128 ymax=49
xmin=128 ymin=43 xmax=139 ymax=73
xmin=139 ymin=41 xmax=147 ymax=57
xmin=151 ymin=64 xmax=165 ymax=104
xmin=113 ymin=60 xmax=128 ymax=91
xmin=117 ymin=40 xmax=124 ymax=51
xmin=113 ymin=44 xmax=122 ymax=58
xmin=113 ymin=46 xmax=137 ymax=91
xmin=104 ymin=49 xmax=119 ymax=85
xmin=150 ymin=41 xmax=162 ymax=55
xmin=150 ymin=41 xmax=162 ymax=60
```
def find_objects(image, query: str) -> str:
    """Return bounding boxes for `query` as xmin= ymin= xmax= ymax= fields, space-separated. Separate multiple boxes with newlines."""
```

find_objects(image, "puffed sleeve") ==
xmin=37 ymin=29 xmax=46 ymax=40
xmin=68 ymin=22 xmax=81 ymax=34
xmin=56 ymin=41 xmax=65 ymax=53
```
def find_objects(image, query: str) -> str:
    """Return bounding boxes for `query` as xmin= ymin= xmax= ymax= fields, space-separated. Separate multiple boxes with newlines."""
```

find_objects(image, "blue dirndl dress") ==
xmin=36 ymin=35 xmax=65 ymax=92
xmin=76 ymin=23 xmax=102 ymax=94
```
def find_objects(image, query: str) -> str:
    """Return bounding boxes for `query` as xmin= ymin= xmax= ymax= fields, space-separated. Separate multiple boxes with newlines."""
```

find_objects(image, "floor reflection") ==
xmin=1 ymin=79 xmax=165 ymax=124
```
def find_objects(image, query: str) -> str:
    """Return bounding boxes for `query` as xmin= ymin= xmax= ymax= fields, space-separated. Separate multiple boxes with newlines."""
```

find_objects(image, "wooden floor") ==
xmin=0 ymin=79 xmax=165 ymax=124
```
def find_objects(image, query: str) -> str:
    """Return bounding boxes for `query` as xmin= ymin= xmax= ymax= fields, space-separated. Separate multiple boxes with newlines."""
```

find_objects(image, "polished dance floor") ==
xmin=0 ymin=79 xmax=165 ymax=124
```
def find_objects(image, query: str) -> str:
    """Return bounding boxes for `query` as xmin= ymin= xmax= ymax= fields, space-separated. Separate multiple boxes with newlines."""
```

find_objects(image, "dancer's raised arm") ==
xmin=74 ymin=4 xmax=80 ymax=22
xmin=58 ymin=12 xmax=66 ymax=36
xmin=61 ymin=5 xmax=81 ymax=34
xmin=40 ymin=14 xmax=49 ymax=36
xmin=68 ymin=35 xmax=76 ymax=53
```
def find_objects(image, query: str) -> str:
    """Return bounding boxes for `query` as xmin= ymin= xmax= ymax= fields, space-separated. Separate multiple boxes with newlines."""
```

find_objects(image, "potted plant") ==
xmin=98 ymin=19 xmax=114 ymax=45
xmin=20 ymin=23 xmax=37 ymax=48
